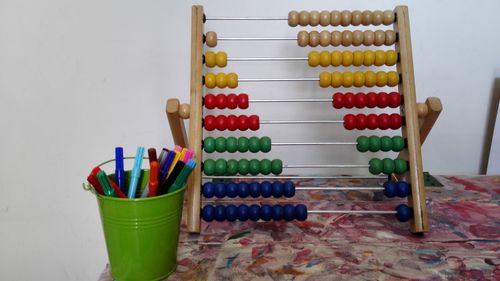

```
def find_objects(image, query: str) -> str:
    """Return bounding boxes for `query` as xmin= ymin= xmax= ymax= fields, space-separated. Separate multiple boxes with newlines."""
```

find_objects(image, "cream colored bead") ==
xmin=179 ymin=104 xmax=190 ymax=119
xmin=309 ymin=10 xmax=320 ymax=26
xmin=385 ymin=30 xmax=397 ymax=45
xmin=351 ymin=10 xmax=362 ymax=26
xmin=340 ymin=10 xmax=351 ymax=26
xmin=319 ymin=30 xmax=331 ymax=47
xmin=374 ymin=30 xmax=386 ymax=46
xmin=352 ymin=30 xmax=363 ymax=46
xmin=363 ymin=30 xmax=374 ymax=46
xmin=361 ymin=10 xmax=372 ymax=26
xmin=319 ymin=11 xmax=330 ymax=26
xmin=341 ymin=30 xmax=353 ymax=47
xmin=205 ymin=31 xmax=217 ymax=48
xmin=331 ymin=31 xmax=342 ymax=46
xmin=309 ymin=31 xmax=320 ymax=47
xmin=372 ymin=10 xmax=383 ymax=26
xmin=297 ymin=31 xmax=309 ymax=47
xmin=382 ymin=10 xmax=395 ymax=25
xmin=288 ymin=11 xmax=299 ymax=27
xmin=330 ymin=10 xmax=341 ymax=26
xmin=299 ymin=11 xmax=309 ymax=26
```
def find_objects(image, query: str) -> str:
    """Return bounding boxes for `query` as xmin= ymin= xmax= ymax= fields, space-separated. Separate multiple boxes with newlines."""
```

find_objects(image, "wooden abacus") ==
xmin=167 ymin=5 xmax=442 ymax=234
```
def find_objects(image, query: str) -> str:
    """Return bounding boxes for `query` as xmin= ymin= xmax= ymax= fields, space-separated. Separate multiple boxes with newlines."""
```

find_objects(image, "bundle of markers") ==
xmin=87 ymin=145 xmax=196 ymax=199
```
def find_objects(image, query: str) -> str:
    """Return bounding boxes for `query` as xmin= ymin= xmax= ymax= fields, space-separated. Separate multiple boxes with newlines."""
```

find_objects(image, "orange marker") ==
xmin=148 ymin=161 xmax=159 ymax=197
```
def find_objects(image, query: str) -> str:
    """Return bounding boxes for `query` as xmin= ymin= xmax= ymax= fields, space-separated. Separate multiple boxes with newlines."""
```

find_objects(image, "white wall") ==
xmin=1 ymin=0 xmax=499 ymax=279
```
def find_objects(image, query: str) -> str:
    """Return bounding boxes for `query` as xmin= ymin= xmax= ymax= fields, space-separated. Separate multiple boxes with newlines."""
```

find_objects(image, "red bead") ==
xmin=354 ymin=93 xmax=367 ymax=108
xmin=356 ymin=114 xmax=367 ymax=130
xmin=238 ymin=115 xmax=249 ymax=131
xmin=388 ymin=92 xmax=401 ymax=108
xmin=227 ymin=115 xmax=238 ymax=131
xmin=249 ymin=115 xmax=260 ymax=131
xmin=204 ymin=115 xmax=216 ymax=131
xmin=215 ymin=94 xmax=227 ymax=109
xmin=367 ymin=113 xmax=378 ymax=129
xmin=378 ymin=113 xmax=391 ymax=130
xmin=366 ymin=92 xmax=377 ymax=108
xmin=343 ymin=114 xmax=356 ymax=130
xmin=215 ymin=115 xmax=227 ymax=130
xmin=204 ymin=94 xmax=216 ymax=109
xmin=344 ymin=92 xmax=355 ymax=109
xmin=332 ymin=92 xmax=344 ymax=109
xmin=227 ymin=94 xmax=238 ymax=109
xmin=390 ymin=113 xmax=402 ymax=129
xmin=377 ymin=92 xmax=389 ymax=108
xmin=238 ymin=93 xmax=249 ymax=109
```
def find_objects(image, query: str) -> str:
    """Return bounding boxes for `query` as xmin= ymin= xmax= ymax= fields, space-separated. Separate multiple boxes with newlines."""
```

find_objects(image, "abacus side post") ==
xmin=166 ymin=98 xmax=188 ymax=148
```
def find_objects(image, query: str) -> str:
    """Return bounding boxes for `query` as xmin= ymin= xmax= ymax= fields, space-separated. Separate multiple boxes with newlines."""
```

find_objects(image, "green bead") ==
xmin=271 ymin=159 xmax=283 ymax=175
xmin=226 ymin=137 xmax=238 ymax=153
xmin=394 ymin=159 xmax=408 ymax=174
xmin=238 ymin=159 xmax=250 ymax=175
xmin=248 ymin=137 xmax=260 ymax=153
xmin=203 ymin=137 xmax=216 ymax=153
xmin=237 ymin=137 xmax=249 ymax=153
xmin=368 ymin=158 xmax=383 ymax=175
xmin=226 ymin=159 xmax=238 ymax=175
xmin=203 ymin=159 xmax=215 ymax=175
xmin=382 ymin=158 xmax=395 ymax=174
xmin=356 ymin=136 xmax=370 ymax=152
xmin=249 ymin=159 xmax=261 ymax=175
xmin=392 ymin=136 xmax=405 ymax=152
xmin=214 ymin=159 xmax=227 ymax=176
xmin=260 ymin=137 xmax=272 ymax=153
xmin=380 ymin=136 xmax=392 ymax=152
xmin=215 ymin=137 xmax=226 ymax=153
xmin=260 ymin=159 xmax=272 ymax=175
xmin=369 ymin=136 xmax=381 ymax=152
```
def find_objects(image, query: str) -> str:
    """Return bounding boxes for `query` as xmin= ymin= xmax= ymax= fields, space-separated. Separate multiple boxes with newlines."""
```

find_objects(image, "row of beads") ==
xmin=288 ymin=10 xmax=395 ymax=27
xmin=204 ymin=93 xmax=249 ymax=109
xmin=319 ymin=71 xmax=400 ymax=88
xmin=369 ymin=158 xmax=408 ymax=175
xmin=203 ymin=136 xmax=272 ymax=153
xmin=333 ymin=92 xmax=401 ymax=109
xmin=356 ymin=136 xmax=406 ymax=152
xmin=202 ymin=181 xmax=295 ymax=198
xmin=344 ymin=113 xmax=402 ymax=130
xmin=204 ymin=115 xmax=260 ymax=131
xmin=204 ymin=72 xmax=238 ymax=89
xmin=203 ymin=159 xmax=283 ymax=176
xmin=309 ymin=50 xmax=398 ymax=67
xmin=298 ymin=30 xmax=396 ymax=47
xmin=205 ymin=51 xmax=227 ymax=68
xmin=202 ymin=204 xmax=308 ymax=222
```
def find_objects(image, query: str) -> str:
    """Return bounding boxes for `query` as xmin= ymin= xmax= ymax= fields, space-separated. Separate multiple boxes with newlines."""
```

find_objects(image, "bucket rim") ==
xmin=94 ymin=185 xmax=186 ymax=202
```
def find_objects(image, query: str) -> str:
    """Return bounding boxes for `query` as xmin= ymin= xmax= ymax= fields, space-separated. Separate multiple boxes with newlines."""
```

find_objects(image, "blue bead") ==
xmin=202 ymin=182 xmax=215 ymax=198
xmin=383 ymin=181 xmax=397 ymax=198
xmin=214 ymin=205 xmax=226 ymax=221
xmin=226 ymin=182 xmax=238 ymax=198
xmin=396 ymin=181 xmax=411 ymax=198
xmin=395 ymin=204 xmax=412 ymax=222
xmin=271 ymin=181 xmax=283 ymax=198
xmin=249 ymin=204 xmax=260 ymax=221
xmin=249 ymin=182 xmax=261 ymax=198
xmin=201 ymin=205 xmax=215 ymax=222
xmin=282 ymin=181 xmax=295 ymax=198
xmin=283 ymin=204 xmax=295 ymax=221
xmin=238 ymin=205 xmax=249 ymax=221
xmin=261 ymin=181 xmax=272 ymax=198
xmin=272 ymin=205 xmax=284 ymax=220
xmin=226 ymin=204 xmax=237 ymax=222
xmin=260 ymin=204 xmax=273 ymax=221
xmin=238 ymin=182 xmax=249 ymax=198
xmin=215 ymin=183 xmax=226 ymax=198
xmin=295 ymin=204 xmax=308 ymax=221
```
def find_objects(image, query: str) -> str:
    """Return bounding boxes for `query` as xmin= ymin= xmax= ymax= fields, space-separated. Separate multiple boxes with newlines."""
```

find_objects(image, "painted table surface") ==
xmin=99 ymin=175 xmax=500 ymax=281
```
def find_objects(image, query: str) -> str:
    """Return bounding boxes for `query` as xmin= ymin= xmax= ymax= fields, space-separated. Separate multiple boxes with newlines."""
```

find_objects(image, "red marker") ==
xmin=87 ymin=167 xmax=104 ymax=195
xmin=148 ymin=161 xmax=159 ymax=197
xmin=148 ymin=148 xmax=157 ymax=164
xmin=109 ymin=177 xmax=127 ymax=198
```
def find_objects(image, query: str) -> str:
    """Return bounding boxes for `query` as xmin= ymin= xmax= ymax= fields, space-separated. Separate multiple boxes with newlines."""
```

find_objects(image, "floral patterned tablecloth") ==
xmin=99 ymin=175 xmax=500 ymax=281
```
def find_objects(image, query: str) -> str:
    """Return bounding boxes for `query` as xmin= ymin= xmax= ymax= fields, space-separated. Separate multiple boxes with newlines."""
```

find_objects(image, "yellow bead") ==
xmin=386 ymin=50 xmax=398 ymax=66
xmin=308 ymin=51 xmax=320 ymax=67
xmin=353 ymin=71 xmax=365 ymax=87
xmin=376 ymin=71 xmax=388 ymax=87
xmin=387 ymin=71 xmax=399 ymax=86
xmin=374 ymin=50 xmax=386 ymax=66
xmin=331 ymin=51 xmax=342 ymax=66
xmin=216 ymin=52 xmax=227 ymax=67
xmin=352 ymin=51 xmax=364 ymax=66
xmin=365 ymin=71 xmax=376 ymax=87
xmin=205 ymin=52 xmax=216 ymax=67
xmin=205 ymin=73 xmax=216 ymax=88
xmin=343 ymin=71 xmax=354 ymax=87
xmin=331 ymin=71 xmax=343 ymax=88
xmin=319 ymin=72 xmax=332 ymax=88
xmin=363 ymin=50 xmax=375 ymax=66
xmin=320 ymin=51 xmax=331 ymax=67
xmin=342 ymin=51 xmax=353 ymax=67
xmin=216 ymin=73 xmax=227 ymax=88
xmin=227 ymin=73 xmax=238 ymax=88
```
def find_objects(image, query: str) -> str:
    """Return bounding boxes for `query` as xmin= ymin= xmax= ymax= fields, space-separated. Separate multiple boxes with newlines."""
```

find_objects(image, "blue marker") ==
xmin=159 ymin=150 xmax=176 ymax=183
xmin=128 ymin=146 xmax=144 ymax=198
xmin=115 ymin=147 xmax=125 ymax=193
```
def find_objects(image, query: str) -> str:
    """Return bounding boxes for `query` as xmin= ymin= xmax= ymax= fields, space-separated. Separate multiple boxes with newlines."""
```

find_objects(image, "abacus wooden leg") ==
xmin=418 ymin=97 xmax=443 ymax=144
xmin=166 ymin=98 xmax=188 ymax=148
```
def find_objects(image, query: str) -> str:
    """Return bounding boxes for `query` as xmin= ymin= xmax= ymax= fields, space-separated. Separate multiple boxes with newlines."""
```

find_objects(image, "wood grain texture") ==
xmin=166 ymin=98 xmax=188 ymax=148
xmin=419 ymin=97 xmax=443 ymax=144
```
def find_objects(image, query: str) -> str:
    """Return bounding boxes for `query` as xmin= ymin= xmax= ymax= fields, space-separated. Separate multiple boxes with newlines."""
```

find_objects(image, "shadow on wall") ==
xmin=480 ymin=77 xmax=500 ymax=174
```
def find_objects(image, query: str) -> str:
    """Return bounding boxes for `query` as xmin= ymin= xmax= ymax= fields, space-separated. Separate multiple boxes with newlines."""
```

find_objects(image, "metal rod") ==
xmin=250 ymin=98 xmax=331 ymax=103
xmin=308 ymin=210 xmax=396 ymax=214
xmin=219 ymin=37 xmax=295 ymax=41
xmin=228 ymin=57 xmax=307 ymax=61
xmin=261 ymin=120 xmax=343 ymax=124
xmin=205 ymin=17 xmax=288 ymax=21
xmin=272 ymin=142 xmax=357 ymax=146
xmin=295 ymin=186 xmax=384 ymax=191
xmin=202 ymin=175 xmax=385 ymax=179
xmin=239 ymin=78 xmax=319 ymax=82
xmin=284 ymin=164 xmax=370 ymax=168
